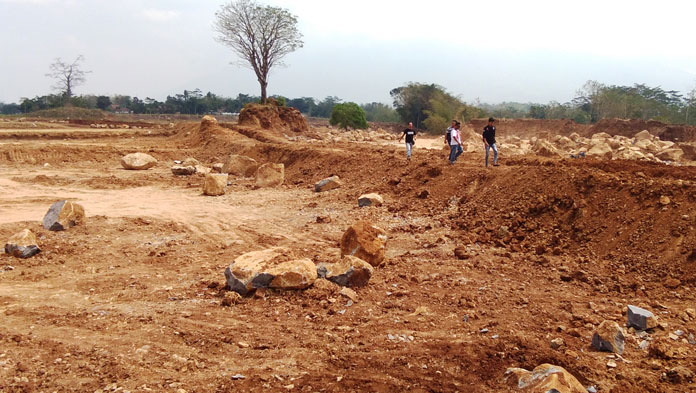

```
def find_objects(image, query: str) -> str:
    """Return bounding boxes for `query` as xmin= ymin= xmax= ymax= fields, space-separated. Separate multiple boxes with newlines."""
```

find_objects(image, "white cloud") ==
xmin=140 ymin=8 xmax=180 ymax=22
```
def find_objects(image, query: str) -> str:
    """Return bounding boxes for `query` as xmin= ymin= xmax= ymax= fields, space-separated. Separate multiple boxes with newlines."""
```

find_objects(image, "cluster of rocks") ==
xmin=4 ymin=200 xmax=86 ymax=260
xmin=507 ymin=304 xmax=695 ymax=391
xmin=313 ymin=175 xmax=383 ymax=207
xmin=318 ymin=127 xmax=394 ymax=143
xmin=90 ymin=123 xmax=133 ymax=129
xmin=498 ymin=130 xmax=687 ymax=163
xmin=224 ymin=221 xmax=386 ymax=297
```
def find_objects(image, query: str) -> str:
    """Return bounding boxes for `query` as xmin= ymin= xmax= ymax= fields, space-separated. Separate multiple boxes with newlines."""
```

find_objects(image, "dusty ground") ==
xmin=1 ymin=117 xmax=695 ymax=393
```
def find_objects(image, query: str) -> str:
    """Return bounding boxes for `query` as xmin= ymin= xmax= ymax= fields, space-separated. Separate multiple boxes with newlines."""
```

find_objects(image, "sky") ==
xmin=1 ymin=0 xmax=695 ymax=105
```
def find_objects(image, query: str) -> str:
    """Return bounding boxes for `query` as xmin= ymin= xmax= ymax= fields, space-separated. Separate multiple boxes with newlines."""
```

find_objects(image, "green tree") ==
xmin=214 ymin=0 xmax=303 ymax=104
xmin=96 ymin=96 xmax=111 ymax=111
xmin=361 ymin=102 xmax=399 ymax=122
xmin=329 ymin=102 xmax=368 ymax=130
xmin=390 ymin=82 xmax=441 ymax=128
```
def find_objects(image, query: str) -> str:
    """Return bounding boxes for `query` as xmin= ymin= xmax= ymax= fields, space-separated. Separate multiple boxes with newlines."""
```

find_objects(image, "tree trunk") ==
xmin=259 ymin=80 xmax=267 ymax=104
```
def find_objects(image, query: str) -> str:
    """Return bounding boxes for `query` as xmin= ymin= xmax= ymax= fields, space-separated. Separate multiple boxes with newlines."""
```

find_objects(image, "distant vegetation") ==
xmin=329 ymin=102 xmax=368 ymax=130
xmin=2 ymin=80 xmax=695 ymax=128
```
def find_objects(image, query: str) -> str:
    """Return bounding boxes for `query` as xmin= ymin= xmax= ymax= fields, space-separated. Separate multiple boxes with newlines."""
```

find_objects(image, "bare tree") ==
xmin=46 ymin=55 xmax=91 ymax=104
xmin=214 ymin=0 xmax=303 ymax=104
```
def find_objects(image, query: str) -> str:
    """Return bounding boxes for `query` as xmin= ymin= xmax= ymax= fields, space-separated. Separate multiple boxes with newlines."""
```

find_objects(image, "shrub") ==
xmin=329 ymin=102 xmax=368 ymax=130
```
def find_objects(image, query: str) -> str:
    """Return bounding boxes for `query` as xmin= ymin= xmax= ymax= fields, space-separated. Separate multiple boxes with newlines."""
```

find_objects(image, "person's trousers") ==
xmin=449 ymin=144 xmax=463 ymax=163
xmin=405 ymin=142 xmax=413 ymax=158
xmin=485 ymin=143 xmax=498 ymax=166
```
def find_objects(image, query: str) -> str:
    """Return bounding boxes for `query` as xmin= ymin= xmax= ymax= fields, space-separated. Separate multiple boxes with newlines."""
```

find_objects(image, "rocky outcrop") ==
xmin=340 ymin=221 xmax=387 ymax=267
xmin=256 ymin=163 xmax=284 ymax=187
xmin=42 ymin=200 xmax=85 ymax=231
xmin=120 ymin=153 xmax=157 ymax=170
xmin=4 ymin=229 xmax=40 ymax=258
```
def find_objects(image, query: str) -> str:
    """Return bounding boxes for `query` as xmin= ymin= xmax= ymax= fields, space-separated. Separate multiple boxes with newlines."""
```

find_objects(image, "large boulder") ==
xmin=203 ymin=173 xmax=228 ymax=196
xmin=627 ymin=305 xmax=658 ymax=330
xmin=224 ymin=248 xmax=316 ymax=295
xmin=358 ymin=193 xmax=384 ymax=207
xmin=43 ymin=200 xmax=85 ymax=231
xmin=314 ymin=175 xmax=343 ymax=192
xmin=256 ymin=163 xmax=284 ymax=187
xmin=592 ymin=320 xmax=625 ymax=354
xmin=222 ymin=155 xmax=258 ymax=177
xmin=120 ymin=153 xmax=157 ymax=170
xmin=591 ymin=132 xmax=612 ymax=140
xmin=317 ymin=255 xmax=374 ymax=287
xmin=587 ymin=142 xmax=613 ymax=159
xmin=504 ymin=364 xmax=586 ymax=393
xmin=340 ymin=221 xmax=387 ymax=267
xmin=4 ymin=229 xmax=40 ymax=258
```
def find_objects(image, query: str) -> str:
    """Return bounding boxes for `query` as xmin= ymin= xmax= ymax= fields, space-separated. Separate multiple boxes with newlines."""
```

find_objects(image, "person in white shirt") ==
xmin=449 ymin=121 xmax=463 ymax=164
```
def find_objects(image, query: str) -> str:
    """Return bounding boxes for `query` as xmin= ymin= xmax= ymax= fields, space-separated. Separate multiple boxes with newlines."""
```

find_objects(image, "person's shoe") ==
xmin=493 ymin=163 xmax=499 ymax=166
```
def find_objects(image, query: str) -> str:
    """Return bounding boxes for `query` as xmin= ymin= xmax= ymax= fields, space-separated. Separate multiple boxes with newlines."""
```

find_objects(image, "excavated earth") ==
xmin=0 ymin=115 xmax=695 ymax=393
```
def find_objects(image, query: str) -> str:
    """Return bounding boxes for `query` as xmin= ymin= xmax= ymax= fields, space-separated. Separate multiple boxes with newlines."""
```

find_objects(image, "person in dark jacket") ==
xmin=398 ymin=122 xmax=417 ymax=161
xmin=482 ymin=117 xmax=498 ymax=167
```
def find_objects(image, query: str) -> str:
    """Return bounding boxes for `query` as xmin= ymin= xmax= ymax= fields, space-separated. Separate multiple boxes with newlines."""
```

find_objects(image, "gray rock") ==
xmin=314 ymin=175 xmax=342 ymax=192
xmin=171 ymin=165 xmax=196 ymax=176
xmin=627 ymin=305 xmax=657 ymax=330
xmin=5 ymin=244 xmax=40 ymax=258
xmin=42 ymin=200 xmax=85 ymax=231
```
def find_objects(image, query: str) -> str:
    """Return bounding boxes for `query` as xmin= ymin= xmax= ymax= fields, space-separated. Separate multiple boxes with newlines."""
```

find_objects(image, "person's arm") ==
xmin=398 ymin=131 xmax=404 ymax=141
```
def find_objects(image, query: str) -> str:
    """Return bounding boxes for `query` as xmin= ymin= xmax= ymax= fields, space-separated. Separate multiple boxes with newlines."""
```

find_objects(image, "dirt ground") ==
xmin=1 ymin=116 xmax=695 ymax=393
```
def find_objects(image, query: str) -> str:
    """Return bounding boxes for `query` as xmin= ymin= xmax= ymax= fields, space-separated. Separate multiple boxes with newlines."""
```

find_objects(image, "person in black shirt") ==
xmin=482 ymin=117 xmax=498 ymax=167
xmin=398 ymin=122 xmax=417 ymax=161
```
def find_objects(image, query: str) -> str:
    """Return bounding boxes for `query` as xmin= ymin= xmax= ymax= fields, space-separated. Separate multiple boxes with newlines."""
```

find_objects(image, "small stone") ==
xmin=664 ymin=278 xmax=681 ymax=289
xmin=255 ymin=163 xmax=284 ymax=187
xmin=42 ymin=200 xmax=85 ymax=231
xmin=454 ymin=247 xmax=470 ymax=260
xmin=4 ymin=229 xmax=41 ymax=258
xmin=480 ymin=328 xmax=489 ymax=334
xmin=221 ymin=292 xmax=241 ymax=307
xmin=212 ymin=163 xmax=224 ymax=173
xmin=171 ymin=165 xmax=196 ymax=176
xmin=550 ymin=338 xmax=565 ymax=350
xmin=659 ymin=195 xmax=671 ymax=205
xmin=688 ymin=333 xmax=695 ymax=345
xmin=592 ymin=320 xmax=625 ymax=354
xmin=627 ymin=305 xmax=658 ymax=330
xmin=237 ymin=341 xmax=250 ymax=348
xmin=607 ymin=360 xmax=617 ymax=368
xmin=230 ymin=374 xmax=245 ymax=380
xmin=339 ymin=221 xmax=387 ymax=267
xmin=316 ymin=255 xmax=374 ymax=287
xmin=358 ymin=193 xmax=384 ymax=207
xmin=203 ymin=173 xmax=228 ymax=196
xmin=338 ymin=287 xmax=358 ymax=303
xmin=314 ymin=175 xmax=343 ymax=192
xmin=639 ymin=340 xmax=650 ymax=350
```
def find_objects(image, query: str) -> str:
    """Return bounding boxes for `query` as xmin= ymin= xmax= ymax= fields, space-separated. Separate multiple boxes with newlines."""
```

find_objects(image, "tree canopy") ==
xmin=214 ymin=0 xmax=303 ymax=103
xmin=329 ymin=102 xmax=368 ymax=130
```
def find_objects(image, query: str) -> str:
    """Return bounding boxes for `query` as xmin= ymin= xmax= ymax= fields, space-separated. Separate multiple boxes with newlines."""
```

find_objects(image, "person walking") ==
xmin=449 ymin=121 xmax=463 ymax=165
xmin=444 ymin=119 xmax=456 ymax=146
xmin=482 ymin=117 xmax=498 ymax=167
xmin=398 ymin=121 xmax=417 ymax=161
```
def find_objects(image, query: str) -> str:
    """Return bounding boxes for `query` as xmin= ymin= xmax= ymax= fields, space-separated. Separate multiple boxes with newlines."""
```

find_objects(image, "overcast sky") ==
xmin=1 ymin=0 xmax=695 ymax=105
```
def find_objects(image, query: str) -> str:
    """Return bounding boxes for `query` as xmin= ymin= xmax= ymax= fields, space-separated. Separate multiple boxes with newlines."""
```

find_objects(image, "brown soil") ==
xmin=1 ymin=115 xmax=695 ymax=393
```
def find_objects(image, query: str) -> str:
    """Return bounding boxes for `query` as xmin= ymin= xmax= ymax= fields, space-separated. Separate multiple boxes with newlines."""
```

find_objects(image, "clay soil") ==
xmin=1 ymin=117 xmax=695 ymax=393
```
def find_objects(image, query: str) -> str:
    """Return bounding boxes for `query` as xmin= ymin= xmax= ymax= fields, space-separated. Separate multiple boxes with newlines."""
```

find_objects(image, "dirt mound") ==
xmin=238 ymin=103 xmax=309 ymax=134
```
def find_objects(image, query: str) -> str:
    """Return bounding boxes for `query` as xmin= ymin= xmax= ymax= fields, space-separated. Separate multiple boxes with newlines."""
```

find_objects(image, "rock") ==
xmin=504 ymin=364 xmax=586 ymax=393
xmin=212 ymin=163 xmax=224 ymax=173
xmin=224 ymin=248 xmax=316 ymax=295
xmin=634 ymin=130 xmax=653 ymax=141
xmin=255 ymin=163 xmax=284 ymax=187
xmin=587 ymin=142 xmax=613 ymax=159
xmin=203 ymin=173 xmax=228 ymax=196
xmin=550 ymin=338 xmax=565 ymax=350
xmin=338 ymin=287 xmax=358 ymax=303
xmin=201 ymin=115 xmax=218 ymax=126
xmin=222 ymin=155 xmax=258 ymax=177
xmin=532 ymin=139 xmax=561 ymax=157
xmin=317 ymin=255 xmax=374 ymax=287
xmin=454 ymin=247 xmax=470 ymax=260
xmin=182 ymin=157 xmax=200 ymax=167
xmin=358 ymin=193 xmax=384 ymax=207
xmin=4 ymin=229 xmax=40 ymax=258
xmin=665 ymin=366 xmax=694 ymax=384
xmin=664 ymin=278 xmax=680 ymax=289
xmin=627 ymin=305 xmax=658 ymax=330
xmin=314 ymin=175 xmax=343 ymax=192
xmin=171 ymin=165 xmax=196 ymax=176
xmin=42 ymin=200 xmax=85 ymax=231
xmin=592 ymin=320 xmax=625 ymax=354
xmin=221 ymin=291 xmax=241 ymax=306
xmin=120 ymin=152 xmax=157 ymax=170
xmin=194 ymin=165 xmax=211 ymax=175
xmin=340 ymin=221 xmax=388 ymax=267
xmin=655 ymin=147 xmax=684 ymax=162
xmin=268 ymin=259 xmax=317 ymax=290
